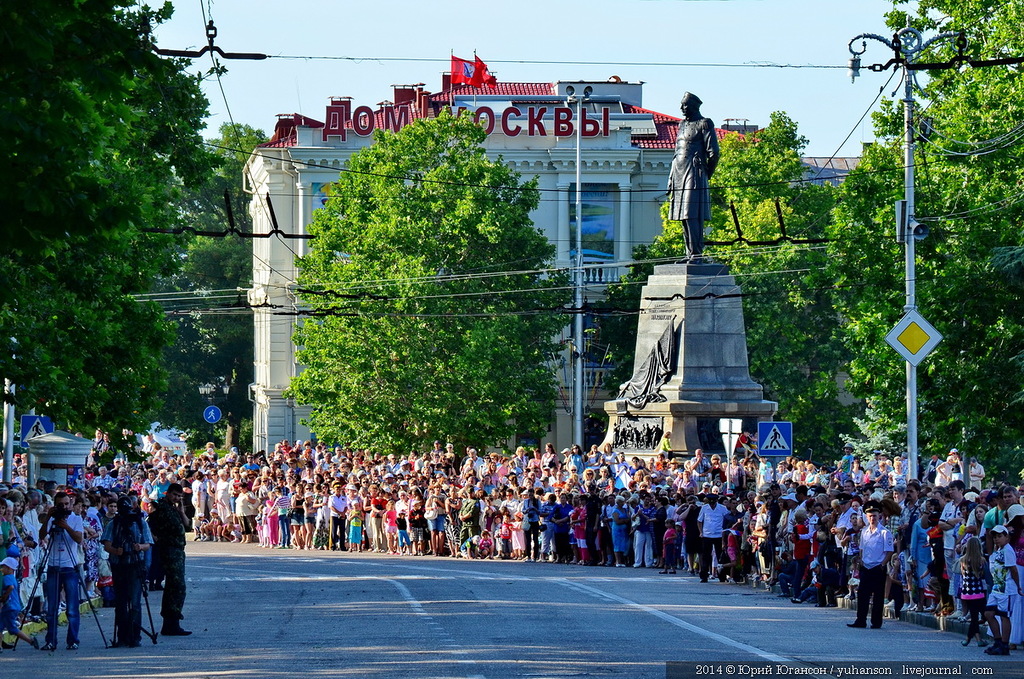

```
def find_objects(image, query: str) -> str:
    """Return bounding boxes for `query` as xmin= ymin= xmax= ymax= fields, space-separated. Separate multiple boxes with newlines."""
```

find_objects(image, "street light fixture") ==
xmin=565 ymin=84 xmax=592 ymax=450
xmin=198 ymin=382 xmax=230 ymax=401
xmin=847 ymin=27 xmax=961 ymax=482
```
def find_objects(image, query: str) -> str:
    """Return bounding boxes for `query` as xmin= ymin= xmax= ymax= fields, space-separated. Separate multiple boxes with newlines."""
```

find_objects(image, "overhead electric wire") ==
xmin=263 ymin=54 xmax=844 ymax=70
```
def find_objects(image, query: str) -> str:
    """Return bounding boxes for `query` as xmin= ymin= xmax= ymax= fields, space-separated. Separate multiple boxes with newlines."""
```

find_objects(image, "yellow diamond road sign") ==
xmin=885 ymin=310 xmax=942 ymax=366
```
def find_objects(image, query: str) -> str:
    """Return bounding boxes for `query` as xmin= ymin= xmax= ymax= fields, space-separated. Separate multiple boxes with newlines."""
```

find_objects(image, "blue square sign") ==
xmin=20 ymin=415 xmax=54 ymax=447
xmin=757 ymin=421 xmax=793 ymax=455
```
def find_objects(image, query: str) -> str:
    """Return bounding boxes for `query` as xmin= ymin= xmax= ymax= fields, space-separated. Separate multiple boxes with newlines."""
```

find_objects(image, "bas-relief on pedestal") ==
xmin=605 ymin=262 xmax=777 ymax=455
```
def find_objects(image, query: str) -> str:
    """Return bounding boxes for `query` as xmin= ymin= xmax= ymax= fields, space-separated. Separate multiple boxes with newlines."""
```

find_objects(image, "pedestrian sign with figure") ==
xmin=757 ymin=421 xmax=793 ymax=454
xmin=20 ymin=415 xmax=54 ymax=447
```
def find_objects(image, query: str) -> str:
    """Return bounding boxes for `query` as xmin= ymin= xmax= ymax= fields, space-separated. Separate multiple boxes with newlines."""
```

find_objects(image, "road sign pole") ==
xmin=903 ymin=63 xmax=919 ymax=484
xmin=2 ymin=380 xmax=13 ymax=484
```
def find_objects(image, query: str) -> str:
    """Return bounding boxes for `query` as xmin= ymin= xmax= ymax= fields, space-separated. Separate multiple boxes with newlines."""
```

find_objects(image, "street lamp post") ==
xmin=566 ymin=85 xmax=592 ymax=450
xmin=198 ymin=382 xmax=231 ymax=446
xmin=847 ymin=27 xmax=961 ymax=483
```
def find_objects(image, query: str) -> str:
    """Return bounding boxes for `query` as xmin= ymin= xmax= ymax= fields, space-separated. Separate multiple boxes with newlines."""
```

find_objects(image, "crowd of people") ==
xmin=1 ymin=436 xmax=1023 ymax=656
xmin=0 ymin=457 xmax=191 ymax=652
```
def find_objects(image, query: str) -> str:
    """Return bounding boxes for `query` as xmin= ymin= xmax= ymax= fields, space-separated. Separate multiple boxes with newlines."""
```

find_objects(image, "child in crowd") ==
xmin=204 ymin=511 xmax=223 ymax=541
xmin=777 ymin=552 xmax=802 ymax=599
xmin=0 ymin=557 xmax=39 ymax=650
xmin=498 ymin=511 xmax=513 ymax=559
xmin=194 ymin=514 xmax=212 ymax=541
xmin=477 ymin=530 xmax=494 ymax=559
xmin=511 ymin=512 xmax=525 ymax=560
xmin=228 ymin=517 xmax=243 ymax=543
xmin=846 ymin=570 xmax=860 ymax=601
xmin=958 ymin=536 xmax=990 ymax=648
xmin=348 ymin=501 xmax=364 ymax=552
xmin=385 ymin=501 xmax=399 ymax=554
xmin=659 ymin=519 xmax=677 ymax=574
xmin=396 ymin=510 xmax=410 ymax=555
xmin=570 ymin=497 xmax=587 ymax=565
xmin=984 ymin=525 xmax=1021 ymax=656
xmin=884 ymin=535 xmax=907 ymax=617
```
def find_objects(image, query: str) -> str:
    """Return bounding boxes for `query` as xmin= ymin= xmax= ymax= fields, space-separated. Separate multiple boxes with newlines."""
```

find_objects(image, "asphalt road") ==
xmin=9 ymin=542 xmax=1018 ymax=678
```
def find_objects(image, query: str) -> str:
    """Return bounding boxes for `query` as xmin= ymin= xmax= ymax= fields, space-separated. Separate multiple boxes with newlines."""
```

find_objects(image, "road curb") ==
xmin=741 ymin=576 xmax=974 ymax=634
xmin=1 ymin=596 xmax=103 ymax=645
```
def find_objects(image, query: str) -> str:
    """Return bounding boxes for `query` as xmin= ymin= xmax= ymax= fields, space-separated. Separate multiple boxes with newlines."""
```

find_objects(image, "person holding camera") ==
xmin=40 ymin=491 xmax=84 ymax=651
xmin=101 ymin=495 xmax=152 ymax=647
xmin=148 ymin=483 xmax=191 ymax=636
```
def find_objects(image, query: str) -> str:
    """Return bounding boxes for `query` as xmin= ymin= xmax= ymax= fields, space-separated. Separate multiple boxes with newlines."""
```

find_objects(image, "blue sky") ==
xmin=156 ymin=0 xmax=900 ymax=157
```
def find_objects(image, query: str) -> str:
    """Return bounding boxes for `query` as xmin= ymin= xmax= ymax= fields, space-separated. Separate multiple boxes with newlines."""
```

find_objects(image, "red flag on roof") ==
xmin=472 ymin=55 xmax=497 ymax=88
xmin=450 ymin=54 xmax=497 ymax=88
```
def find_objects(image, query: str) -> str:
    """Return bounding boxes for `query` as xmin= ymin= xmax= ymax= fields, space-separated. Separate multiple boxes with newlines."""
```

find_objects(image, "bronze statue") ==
xmin=668 ymin=93 xmax=720 ymax=259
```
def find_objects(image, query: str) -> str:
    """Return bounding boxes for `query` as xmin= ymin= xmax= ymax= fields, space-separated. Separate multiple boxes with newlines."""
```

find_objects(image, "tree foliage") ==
xmin=154 ymin=123 xmax=265 ymax=449
xmin=826 ymin=0 xmax=1024 ymax=475
xmin=0 ymin=1 xmax=216 ymax=443
xmin=290 ymin=113 xmax=570 ymax=452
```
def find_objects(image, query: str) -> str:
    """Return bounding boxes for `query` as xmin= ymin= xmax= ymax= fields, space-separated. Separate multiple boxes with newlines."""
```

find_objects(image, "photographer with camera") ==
xmin=40 ymin=491 xmax=84 ymax=651
xmin=101 ymin=495 xmax=152 ymax=647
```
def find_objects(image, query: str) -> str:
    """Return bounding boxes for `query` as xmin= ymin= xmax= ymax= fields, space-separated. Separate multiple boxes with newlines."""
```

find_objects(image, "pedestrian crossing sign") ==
xmin=757 ymin=421 xmax=793 ymax=454
xmin=20 ymin=415 xmax=54 ymax=447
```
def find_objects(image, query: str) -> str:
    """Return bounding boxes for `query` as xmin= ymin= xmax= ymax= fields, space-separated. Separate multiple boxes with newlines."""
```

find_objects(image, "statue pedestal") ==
xmin=605 ymin=262 xmax=777 ymax=455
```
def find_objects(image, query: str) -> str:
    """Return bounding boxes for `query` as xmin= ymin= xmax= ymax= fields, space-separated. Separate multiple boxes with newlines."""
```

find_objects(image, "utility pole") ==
xmin=566 ymin=85 xmax=591 ymax=449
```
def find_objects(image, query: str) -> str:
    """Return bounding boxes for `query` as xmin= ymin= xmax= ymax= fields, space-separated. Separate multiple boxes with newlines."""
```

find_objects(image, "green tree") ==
xmin=600 ymin=113 xmax=858 ymax=454
xmin=153 ymin=123 xmax=266 ymax=450
xmin=0 ymin=2 xmax=216 ymax=447
xmin=828 ymin=0 xmax=1024 ymax=477
xmin=290 ymin=112 xmax=570 ymax=452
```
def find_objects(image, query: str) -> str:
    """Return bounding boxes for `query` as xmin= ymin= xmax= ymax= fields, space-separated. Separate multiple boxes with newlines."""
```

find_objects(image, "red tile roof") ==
xmin=622 ymin=104 xmax=734 ymax=149
xmin=428 ymin=82 xmax=556 ymax=101
xmin=260 ymin=113 xmax=324 ymax=148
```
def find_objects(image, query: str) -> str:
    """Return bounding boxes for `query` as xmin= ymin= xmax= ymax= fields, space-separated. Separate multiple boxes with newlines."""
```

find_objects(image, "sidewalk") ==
xmin=1 ymin=595 xmax=103 ymax=646
xmin=747 ymin=576 xmax=979 ymax=636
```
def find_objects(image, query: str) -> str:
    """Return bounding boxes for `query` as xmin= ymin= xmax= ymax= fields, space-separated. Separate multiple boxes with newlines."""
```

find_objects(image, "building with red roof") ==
xmin=246 ymin=76 xmax=737 ymax=451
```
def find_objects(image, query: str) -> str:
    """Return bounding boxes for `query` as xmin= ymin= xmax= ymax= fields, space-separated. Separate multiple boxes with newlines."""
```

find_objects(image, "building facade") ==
xmin=246 ymin=76 xmax=729 ymax=453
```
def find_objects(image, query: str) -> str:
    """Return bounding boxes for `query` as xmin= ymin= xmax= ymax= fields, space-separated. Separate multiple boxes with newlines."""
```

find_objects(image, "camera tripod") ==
xmin=109 ymin=563 xmax=158 ymax=646
xmin=15 ymin=519 xmax=109 ymax=650
xmin=107 ymin=516 xmax=158 ymax=648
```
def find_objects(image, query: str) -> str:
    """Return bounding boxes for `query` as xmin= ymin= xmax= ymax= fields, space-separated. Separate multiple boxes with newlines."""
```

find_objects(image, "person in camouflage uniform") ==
xmin=148 ymin=483 xmax=191 ymax=636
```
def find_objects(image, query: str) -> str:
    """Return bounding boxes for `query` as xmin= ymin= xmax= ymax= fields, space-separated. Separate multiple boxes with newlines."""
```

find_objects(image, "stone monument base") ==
xmin=603 ymin=398 xmax=776 ymax=457
xmin=604 ymin=260 xmax=778 ymax=457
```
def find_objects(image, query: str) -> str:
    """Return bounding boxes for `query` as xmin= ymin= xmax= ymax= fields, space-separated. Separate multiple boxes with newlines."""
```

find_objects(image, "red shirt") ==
xmin=663 ymin=527 xmax=678 ymax=546
xmin=792 ymin=522 xmax=812 ymax=560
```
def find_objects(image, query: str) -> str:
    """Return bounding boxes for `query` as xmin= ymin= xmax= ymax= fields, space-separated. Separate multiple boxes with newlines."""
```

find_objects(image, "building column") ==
xmin=557 ymin=182 xmax=571 ymax=267
xmin=296 ymin=181 xmax=310 ymax=258
xmin=616 ymin=182 xmax=632 ymax=266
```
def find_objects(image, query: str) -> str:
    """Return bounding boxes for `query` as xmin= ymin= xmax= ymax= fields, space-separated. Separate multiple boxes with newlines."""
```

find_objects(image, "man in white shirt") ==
xmin=41 ymin=492 xmax=85 ymax=650
xmin=847 ymin=502 xmax=893 ymax=629
xmin=328 ymin=484 xmax=348 ymax=550
xmin=93 ymin=466 xmax=114 ymax=489
xmin=968 ymin=458 xmax=985 ymax=490
xmin=697 ymin=493 xmax=730 ymax=583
